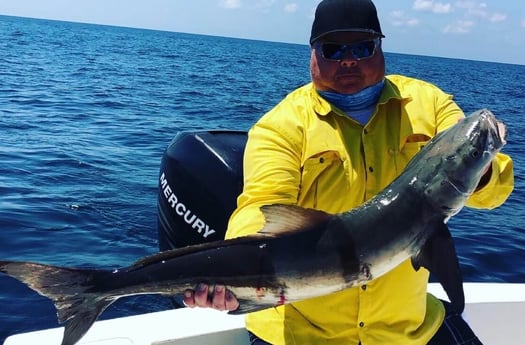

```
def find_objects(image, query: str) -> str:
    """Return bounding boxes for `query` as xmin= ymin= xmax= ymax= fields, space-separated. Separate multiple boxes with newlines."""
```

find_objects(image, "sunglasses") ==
xmin=316 ymin=38 xmax=381 ymax=61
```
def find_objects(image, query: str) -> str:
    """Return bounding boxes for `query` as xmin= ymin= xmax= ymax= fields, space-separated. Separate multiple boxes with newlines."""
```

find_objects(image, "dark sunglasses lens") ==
xmin=321 ymin=40 xmax=377 ymax=60
xmin=353 ymin=41 xmax=376 ymax=59
xmin=321 ymin=43 xmax=344 ymax=60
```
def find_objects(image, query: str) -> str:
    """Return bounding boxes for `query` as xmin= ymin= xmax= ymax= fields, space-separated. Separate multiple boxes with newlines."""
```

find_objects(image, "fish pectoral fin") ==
xmin=227 ymin=299 xmax=275 ymax=315
xmin=258 ymin=204 xmax=331 ymax=236
xmin=411 ymin=223 xmax=465 ymax=313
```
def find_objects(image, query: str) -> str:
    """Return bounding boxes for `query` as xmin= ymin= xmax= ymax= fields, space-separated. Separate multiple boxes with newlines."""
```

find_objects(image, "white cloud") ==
xmin=413 ymin=0 xmax=453 ymax=14
xmin=413 ymin=0 xmax=433 ymax=11
xmin=390 ymin=10 xmax=420 ymax=27
xmin=220 ymin=0 xmax=242 ymax=9
xmin=443 ymin=20 xmax=475 ymax=34
xmin=455 ymin=1 xmax=488 ymax=18
xmin=454 ymin=2 xmax=508 ymax=25
xmin=406 ymin=18 xmax=420 ymax=26
xmin=284 ymin=3 xmax=298 ymax=13
xmin=489 ymin=13 xmax=506 ymax=23
xmin=392 ymin=10 xmax=404 ymax=16
xmin=433 ymin=3 xmax=453 ymax=13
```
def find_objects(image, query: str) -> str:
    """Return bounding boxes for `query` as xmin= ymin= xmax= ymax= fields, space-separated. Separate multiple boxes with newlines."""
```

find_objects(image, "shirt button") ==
xmin=361 ymin=284 xmax=367 ymax=291
xmin=359 ymin=321 xmax=365 ymax=328
xmin=368 ymin=166 xmax=374 ymax=172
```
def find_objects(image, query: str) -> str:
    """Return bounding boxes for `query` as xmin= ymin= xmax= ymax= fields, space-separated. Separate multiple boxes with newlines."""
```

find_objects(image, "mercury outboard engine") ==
xmin=157 ymin=130 xmax=247 ymax=251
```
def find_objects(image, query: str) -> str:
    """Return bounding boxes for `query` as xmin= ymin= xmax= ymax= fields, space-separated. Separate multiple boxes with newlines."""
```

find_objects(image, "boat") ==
xmin=4 ymin=283 xmax=525 ymax=345
xmin=5 ymin=130 xmax=525 ymax=345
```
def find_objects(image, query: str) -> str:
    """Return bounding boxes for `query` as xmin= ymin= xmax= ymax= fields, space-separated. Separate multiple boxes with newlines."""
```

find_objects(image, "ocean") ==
xmin=0 ymin=15 xmax=524 ymax=343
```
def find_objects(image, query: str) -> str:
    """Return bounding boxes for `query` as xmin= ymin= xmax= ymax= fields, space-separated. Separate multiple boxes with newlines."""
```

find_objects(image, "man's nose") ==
xmin=340 ymin=57 xmax=358 ymax=67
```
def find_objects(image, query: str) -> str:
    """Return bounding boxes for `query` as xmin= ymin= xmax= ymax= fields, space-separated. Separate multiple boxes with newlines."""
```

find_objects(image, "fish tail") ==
xmin=0 ymin=260 xmax=115 ymax=345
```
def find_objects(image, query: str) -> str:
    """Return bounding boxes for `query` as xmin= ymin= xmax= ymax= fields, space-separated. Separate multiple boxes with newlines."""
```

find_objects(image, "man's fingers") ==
xmin=183 ymin=289 xmax=196 ymax=307
xmin=212 ymin=284 xmax=227 ymax=310
xmin=182 ymin=283 xmax=239 ymax=311
xmin=225 ymin=289 xmax=240 ymax=311
xmin=194 ymin=283 xmax=210 ymax=307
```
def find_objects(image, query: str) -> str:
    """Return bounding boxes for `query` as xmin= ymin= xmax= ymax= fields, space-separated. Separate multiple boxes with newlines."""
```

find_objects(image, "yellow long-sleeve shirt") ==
xmin=226 ymin=75 xmax=514 ymax=345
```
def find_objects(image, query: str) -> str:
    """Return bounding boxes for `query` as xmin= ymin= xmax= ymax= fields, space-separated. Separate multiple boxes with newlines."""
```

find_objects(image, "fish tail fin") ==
xmin=0 ymin=260 xmax=115 ymax=345
xmin=59 ymin=297 xmax=114 ymax=345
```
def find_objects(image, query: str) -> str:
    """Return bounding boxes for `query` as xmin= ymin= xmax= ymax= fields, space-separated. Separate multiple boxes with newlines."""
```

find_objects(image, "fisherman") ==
xmin=184 ymin=0 xmax=514 ymax=344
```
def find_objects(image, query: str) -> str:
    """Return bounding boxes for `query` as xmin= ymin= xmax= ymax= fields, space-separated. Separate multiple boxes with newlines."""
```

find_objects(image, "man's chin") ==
xmin=334 ymin=77 xmax=364 ymax=94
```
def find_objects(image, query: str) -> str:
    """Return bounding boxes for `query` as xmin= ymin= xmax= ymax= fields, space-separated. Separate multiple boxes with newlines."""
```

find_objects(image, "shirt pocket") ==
xmin=400 ymin=133 xmax=431 ymax=162
xmin=299 ymin=150 xmax=343 ymax=208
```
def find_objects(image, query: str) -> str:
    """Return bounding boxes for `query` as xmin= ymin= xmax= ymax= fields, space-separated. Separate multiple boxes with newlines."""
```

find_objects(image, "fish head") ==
xmin=414 ymin=109 xmax=507 ymax=217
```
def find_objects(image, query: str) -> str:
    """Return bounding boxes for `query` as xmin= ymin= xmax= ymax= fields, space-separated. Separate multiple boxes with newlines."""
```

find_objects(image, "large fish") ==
xmin=1 ymin=109 xmax=507 ymax=345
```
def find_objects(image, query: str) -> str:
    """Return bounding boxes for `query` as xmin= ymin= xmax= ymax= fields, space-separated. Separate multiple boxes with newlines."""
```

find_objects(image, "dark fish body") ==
xmin=0 ymin=109 xmax=507 ymax=345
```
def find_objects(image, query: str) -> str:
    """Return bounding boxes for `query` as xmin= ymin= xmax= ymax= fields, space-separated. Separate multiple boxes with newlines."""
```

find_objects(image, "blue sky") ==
xmin=1 ymin=0 xmax=524 ymax=65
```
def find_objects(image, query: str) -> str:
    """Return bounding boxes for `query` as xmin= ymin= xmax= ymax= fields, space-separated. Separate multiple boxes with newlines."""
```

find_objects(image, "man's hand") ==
xmin=183 ymin=283 xmax=240 ymax=312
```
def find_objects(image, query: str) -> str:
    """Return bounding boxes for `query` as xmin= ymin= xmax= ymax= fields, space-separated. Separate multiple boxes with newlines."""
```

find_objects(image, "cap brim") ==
xmin=310 ymin=28 xmax=385 ymax=44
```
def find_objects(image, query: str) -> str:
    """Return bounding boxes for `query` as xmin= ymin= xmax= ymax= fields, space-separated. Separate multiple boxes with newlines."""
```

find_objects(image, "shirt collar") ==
xmin=378 ymin=76 xmax=412 ymax=104
xmin=311 ymin=77 xmax=411 ymax=117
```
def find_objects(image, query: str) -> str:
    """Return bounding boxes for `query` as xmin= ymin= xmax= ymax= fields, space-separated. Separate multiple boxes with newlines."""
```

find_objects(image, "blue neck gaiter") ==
xmin=317 ymin=79 xmax=385 ymax=113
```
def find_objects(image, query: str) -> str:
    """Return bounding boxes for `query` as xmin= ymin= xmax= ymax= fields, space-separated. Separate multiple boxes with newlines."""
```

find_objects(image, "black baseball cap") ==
xmin=310 ymin=0 xmax=385 ymax=44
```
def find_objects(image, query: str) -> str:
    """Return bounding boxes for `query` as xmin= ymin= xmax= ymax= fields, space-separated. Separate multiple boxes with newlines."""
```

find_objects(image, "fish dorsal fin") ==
xmin=127 ymin=234 xmax=261 ymax=271
xmin=258 ymin=204 xmax=331 ymax=236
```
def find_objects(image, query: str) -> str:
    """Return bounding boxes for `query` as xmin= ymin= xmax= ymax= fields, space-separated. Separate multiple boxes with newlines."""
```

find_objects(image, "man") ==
xmin=184 ymin=0 xmax=514 ymax=344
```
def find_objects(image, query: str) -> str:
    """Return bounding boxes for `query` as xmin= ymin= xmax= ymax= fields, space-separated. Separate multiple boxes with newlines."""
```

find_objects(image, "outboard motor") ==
xmin=157 ymin=130 xmax=247 ymax=251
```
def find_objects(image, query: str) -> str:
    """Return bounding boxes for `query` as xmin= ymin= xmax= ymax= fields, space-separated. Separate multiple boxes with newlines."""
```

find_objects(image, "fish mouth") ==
xmin=480 ymin=109 xmax=507 ymax=153
xmin=446 ymin=109 xmax=506 ymax=197
xmin=496 ymin=121 xmax=507 ymax=145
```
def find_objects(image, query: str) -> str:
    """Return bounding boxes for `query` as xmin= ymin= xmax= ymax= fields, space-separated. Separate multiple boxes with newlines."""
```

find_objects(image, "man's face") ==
xmin=310 ymin=32 xmax=386 ymax=94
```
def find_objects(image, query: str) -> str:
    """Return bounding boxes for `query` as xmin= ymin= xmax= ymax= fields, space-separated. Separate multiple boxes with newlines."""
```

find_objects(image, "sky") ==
xmin=1 ymin=0 xmax=524 ymax=65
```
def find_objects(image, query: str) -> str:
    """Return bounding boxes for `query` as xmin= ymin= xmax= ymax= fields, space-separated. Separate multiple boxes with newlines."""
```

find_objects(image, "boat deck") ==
xmin=4 ymin=283 xmax=525 ymax=345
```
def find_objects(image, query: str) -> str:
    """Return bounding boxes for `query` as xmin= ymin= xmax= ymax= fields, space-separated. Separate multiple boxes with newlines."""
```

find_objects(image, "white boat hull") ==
xmin=4 ymin=283 xmax=525 ymax=345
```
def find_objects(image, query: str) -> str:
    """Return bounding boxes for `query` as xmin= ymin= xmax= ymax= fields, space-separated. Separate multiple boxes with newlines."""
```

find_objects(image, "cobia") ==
xmin=0 ymin=109 xmax=507 ymax=345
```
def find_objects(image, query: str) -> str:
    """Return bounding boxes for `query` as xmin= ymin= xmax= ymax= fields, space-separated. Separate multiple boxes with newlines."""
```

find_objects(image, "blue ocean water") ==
xmin=0 ymin=14 xmax=524 ymax=342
